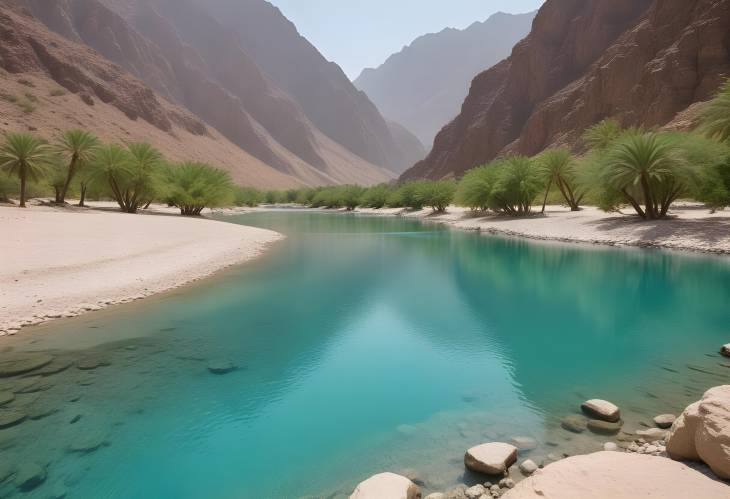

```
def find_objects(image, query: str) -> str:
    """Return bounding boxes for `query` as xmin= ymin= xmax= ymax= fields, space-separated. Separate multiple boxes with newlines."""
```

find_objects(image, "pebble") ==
xmin=653 ymin=414 xmax=676 ymax=429
xmin=518 ymin=459 xmax=538 ymax=475
xmin=603 ymin=442 xmax=619 ymax=452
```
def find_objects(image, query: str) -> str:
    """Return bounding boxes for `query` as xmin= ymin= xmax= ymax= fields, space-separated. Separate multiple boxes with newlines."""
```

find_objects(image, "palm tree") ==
xmin=123 ymin=142 xmax=164 ymax=212
xmin=164 ymin=162 xmax=233 ymax=216
xmin=89 ymin=143 xmax=133 ymax=210
xmin=536 ymin=148 xmax=584 ymax=212
xmin=55 ymin=129 xmax=100 ymax=204
xmin=701 ymin=80 xmax=730 ymax=143
xmin=601 ymin=132 xmax=688 ymax=219
xmin=0 ymin=133 xmax=53 ymax=207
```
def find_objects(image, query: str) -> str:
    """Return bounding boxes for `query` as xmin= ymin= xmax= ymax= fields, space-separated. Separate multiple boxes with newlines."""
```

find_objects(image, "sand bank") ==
xmin=0 ymin=203 xmax=282 ymax=335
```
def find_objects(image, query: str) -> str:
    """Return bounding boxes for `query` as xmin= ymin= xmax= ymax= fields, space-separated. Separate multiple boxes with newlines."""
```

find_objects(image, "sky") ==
xmin=270 ymin=0 xmax=545 ymax=80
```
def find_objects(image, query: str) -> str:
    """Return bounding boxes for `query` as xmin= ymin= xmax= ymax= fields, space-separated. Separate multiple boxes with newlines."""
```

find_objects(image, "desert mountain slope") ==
xmin=355 ymin=11 xmax=536 ymax=147
xmin=403 ymin=0 xmax=730 ymax=180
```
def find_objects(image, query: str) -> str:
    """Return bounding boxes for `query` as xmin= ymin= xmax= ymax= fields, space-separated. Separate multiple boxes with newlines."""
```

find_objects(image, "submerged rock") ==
xmin=518 ymin=459 xmax=538 ymax=476
xmin=68 ymin=431 xmax=107 ymax=454
xmin=587 ymin=419 xmax=623 ymax=435
xmin=464 ymin=442 xmax=518 ymax=475
xmin=720 ymin=344 xmax=730 ymax=358
xmin=667 ymin=385 xmax=730 ymax=479
xmin=0 ymin=354 xmax=54 ymax=378
xmin=581 ymin=400 xmax=621 ymax=423
xmin=207 ymin=360 xmax=238 ymax=375
xmin=349 ymin=472 xmax=421 ymax=499
xmin=14 ymin=463 xmax=46 ymax=492
xmin=653 ymin=414 xmax=676 ymax=429
xmin=0 ymin=391 xmax=14 ymax=406
xmin=76 ymin=356 xmax=110 ymax=371
xmin=510 ymin=436 xmax=538 ymax=451
xmin=0 ymin=461 xmax=15 ymax=482
xmin=0 ymin=409 xmax=27 ymax=429
xmin=560 ymin=415 xmax=587 ymax=433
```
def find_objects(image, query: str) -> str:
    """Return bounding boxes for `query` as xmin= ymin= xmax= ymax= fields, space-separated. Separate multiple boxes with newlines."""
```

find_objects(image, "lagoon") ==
xmin=2 ymin=211 xmax=730 ymax=498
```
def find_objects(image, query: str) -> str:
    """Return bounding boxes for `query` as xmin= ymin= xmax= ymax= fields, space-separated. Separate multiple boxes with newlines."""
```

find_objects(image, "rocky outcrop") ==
xmin=404 ymin=0 xmax=730 ymax=180
xmin=350 ymin=473 xmax=421 ymax=499
xmin=667 ymin=385 xmax=730 ymax=479
xmin=355 ymin=11 xmax=536 ymax=147
xmin=502 ymin=452 xmax=730 ymax=499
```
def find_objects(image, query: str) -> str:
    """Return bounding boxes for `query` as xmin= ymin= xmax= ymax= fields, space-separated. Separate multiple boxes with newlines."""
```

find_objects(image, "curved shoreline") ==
xmin=0 ymin=204 xmax=283 ymax=336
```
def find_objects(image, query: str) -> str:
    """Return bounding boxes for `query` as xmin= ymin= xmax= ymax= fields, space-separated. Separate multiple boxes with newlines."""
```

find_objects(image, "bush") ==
xmin=164 ymin=162 xmax=234 ymax=216
xmin=0 ymin=172 xmax=16 ymax=202
xmin=234 ymin=186 xmax=263 ymax=207
xmin=456 ymin=165 xmax=500 ymax=211
xmin=535 ymin=148 xmax=583 ymax=211
xmin=701 ymin=79 xmax=730 ymax=143
xmin=359 ymin=184 xmax=394 ymax=208
xmin=414 ymin=180 xmax=456 ymax=212
xmin=263 ymin=190 xmax=287 ymax=204
xmin=489 ymin=156 xmax=545 ymax=215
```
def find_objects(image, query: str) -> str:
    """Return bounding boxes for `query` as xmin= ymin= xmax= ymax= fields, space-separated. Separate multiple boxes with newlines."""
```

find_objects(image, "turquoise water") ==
xmin=2 ymin=211 xmax=730 ymax=498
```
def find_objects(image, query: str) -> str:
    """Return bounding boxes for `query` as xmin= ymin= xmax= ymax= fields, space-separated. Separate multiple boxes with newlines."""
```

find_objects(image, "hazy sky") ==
xmin=270 ymin=0 xmax=544 ymax=79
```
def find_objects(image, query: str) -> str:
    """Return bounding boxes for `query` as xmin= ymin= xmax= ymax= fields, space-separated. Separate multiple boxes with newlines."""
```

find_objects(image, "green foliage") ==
xmin=0 ymin=132 xmax=53 ymax=207
xmin=359 ymin=184 xmax=394 ymax=208
xmin=456 ymin=165 xmax=499 ymax=211
xmin=234 ymin=186 xmax=263 ymax=207
xmin=701 ymin=79 xmax=730 ymax=143
xmin=164 ymin=162 xmax=234 ymax=216
xmin=414 ymin=179 xmax=456 ymax=212
xmin=490 ymin=156 xmax=545 ymax=215
xmin=582 ymin=119 xmax=624 ymax=151
xmin=387 ymin=181 xmax=423 ymax=209
xmin=0 ymin=171 xmax=16 ymax=203
xmin=49 ymin=88 xmax=67 ymax=97
xmin=263 ymin=190 xmax=288 ymax=204
xmin=54 ymin=129 xmax=100 ymax=204
xmin=535 ymin=148 xmax=583 ymax=211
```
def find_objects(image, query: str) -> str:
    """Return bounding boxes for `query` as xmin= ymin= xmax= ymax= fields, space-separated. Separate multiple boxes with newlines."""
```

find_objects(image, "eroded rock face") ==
xmin=464 ymin=442 xmax=518 ymax=475
xmin=403 ymin=0 xmax=730 ymax=180
xmin=350 ymin=472 xmax=421 ymax=499
xmin=668 ymin=385 xmax=730 ymax=479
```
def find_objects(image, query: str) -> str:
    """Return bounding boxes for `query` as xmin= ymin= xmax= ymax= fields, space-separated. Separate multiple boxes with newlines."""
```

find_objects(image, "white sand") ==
xmin=356 ymin=203 xmax=730 ymax=254
xmin=502 ymin=452 xmax=729 ymax=499
xmin=0 ymin=203 xmax=282 ymax=335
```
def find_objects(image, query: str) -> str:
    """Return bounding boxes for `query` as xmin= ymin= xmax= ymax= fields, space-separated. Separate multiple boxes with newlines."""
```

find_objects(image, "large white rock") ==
xmin=350 ymin=472 xmax=421 ymax=499
xmin=667 ymin=385 xmax=730 ymax=479
xmin=580 ymin=400 xmax=620 ymax=423
xmin=501 ymin=452 xmax=730 ymax=499
xmin=464 ymin=442 xmax=518 ymax=475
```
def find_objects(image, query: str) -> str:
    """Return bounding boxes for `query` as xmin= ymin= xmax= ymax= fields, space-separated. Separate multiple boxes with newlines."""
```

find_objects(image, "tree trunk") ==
xmin=54 ymin=186 xmax=62 ymax=204
xmin=639 ymin=174 xmax=656 ymax=219
xmin=59 ymin=155 xmax=78 ymax=204
xmin=541 ymin=178 xmax=553 ymax=214
xmin=19 ymin=164 xmax=27 ymax=208
xmin=78 ymin=184 xmax=87 ymax=207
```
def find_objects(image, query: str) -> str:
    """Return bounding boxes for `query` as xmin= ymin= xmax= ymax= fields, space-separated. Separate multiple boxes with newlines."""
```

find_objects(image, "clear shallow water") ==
xmin=2 ymin=211 xmax=730 ymax=498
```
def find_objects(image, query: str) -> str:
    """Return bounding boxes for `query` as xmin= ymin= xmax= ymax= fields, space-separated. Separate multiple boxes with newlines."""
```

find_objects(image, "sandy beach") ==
xmin=0 ymin=203 xmax=282 ymax=336
xmin=355 ymin=204 xmax=730 ymax=255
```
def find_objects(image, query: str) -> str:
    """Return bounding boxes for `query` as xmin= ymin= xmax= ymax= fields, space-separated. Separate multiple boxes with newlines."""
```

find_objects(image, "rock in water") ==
xmin=207 ymin=360 xmax=237 ymax=375
xmin=653 ymin=414 xmax=676 ymax=429
xmin=0 ymin=354 xmax=54 ymax=378
xmin=14 ymin=463 xmax=46 ymax=492
xmin=0 ymin=391 xmax=14 ymax=406
xmin=0 ymin=409 xmax=26 ymax=429
xmin=587 ymin=419 xmax=624 ymax=435
xmin=721 ymin=344 xmax=730 ymax=358
xmin=68 ymin=432 xmax=107 ymax=454
xmin=667 ymin=385 xmax=730 ymax=479
xmin=519 ymin=459 xmax=538 ymax=476
xmin=349 ymin=472 xmax=421 ymax=499
xmin=510 ymin=436 xmax=538 ymax=451
xmin=581 ymin=400 xmax=621 ymax=423
xmin=464 ymin=442 xmax=518 ymax=475
xmin=636 ymin=428 xmax=669 ymax=442
xmin=560 ymin=415 xmax=587 ymax=433
xmin=464 ymin=484 xmax=486 ymax=499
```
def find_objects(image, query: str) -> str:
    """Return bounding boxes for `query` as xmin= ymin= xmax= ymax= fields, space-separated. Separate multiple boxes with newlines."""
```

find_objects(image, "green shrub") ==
xmin=49 ymin=88 xmax=67 ymax=97
xmin=489 ymin=156 xmax=544 ymax=215
xmin=456 ymin=165 xmax=499 ymax=211
xmin=234 ymin=186 xmax=263 ymax=207
xmin=535 ymin=148 xmax=584 ymax=212
xmin=701 ymin=79 xmax=730 ymax=143
xmin=0 ymin=172 xmax=17 ymax=202
xmin=414 ymin=180 xmax=456 ymax=212
xmin=164 ymin=162 xmax=234 ymax=216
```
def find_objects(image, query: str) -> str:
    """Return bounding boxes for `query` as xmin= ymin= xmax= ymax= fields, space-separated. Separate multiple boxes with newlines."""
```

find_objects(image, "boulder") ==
xmin=14 ymin=463 xmax=46 ymax=492
xmin=465 ymin=442 xmax=518 ymax=475
xmin=464 ymin=484 xmax=486 ymax=499
xmin=587 ymin=419 xmax=623 ymax=435
xmin=720 ymin=344 xmax=730 ymax=358
xmin=350 ymin=472 xmax=421 ymax=499
xmin=500 ymin=452 xmax=730 ymax=499
xmin=518 ymin=459 xmax=538 ymax=476
xmin=560 ymin=415 xmax=587 ymax=433
xmin=207 ymin=360 xmax=238 ymax=375
xmin=581 ymin=400 xmax=620 ymax=423
xmin=653 ymin=414 xmax=676 ymax=429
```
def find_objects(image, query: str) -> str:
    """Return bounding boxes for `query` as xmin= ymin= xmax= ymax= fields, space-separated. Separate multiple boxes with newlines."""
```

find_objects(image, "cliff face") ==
xmin=403 ymin=0 xmax=730 ymax=180
xmin=192 ymin=0 xmax=424 ymax=174
xmin=355 ymin=11 xmax=536 ymax=147
xmin=7 ymin=0 xmax=395 ymax=186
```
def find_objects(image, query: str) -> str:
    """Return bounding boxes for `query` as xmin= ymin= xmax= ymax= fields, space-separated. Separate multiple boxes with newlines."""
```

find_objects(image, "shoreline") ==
xmin=0 ymin=203 xmax=283 ymax=336
xmin=348 ymin=204 xmax=730 ymax=256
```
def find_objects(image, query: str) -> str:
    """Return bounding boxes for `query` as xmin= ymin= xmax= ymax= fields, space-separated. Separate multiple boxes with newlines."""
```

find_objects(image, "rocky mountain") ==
xmin=403 ymin=0 xmax=730 ymax=181
xmin=1 ymin=0 xmax=423 ymax=187
xmin=355 ymin=11 xmax=536 ymax=147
